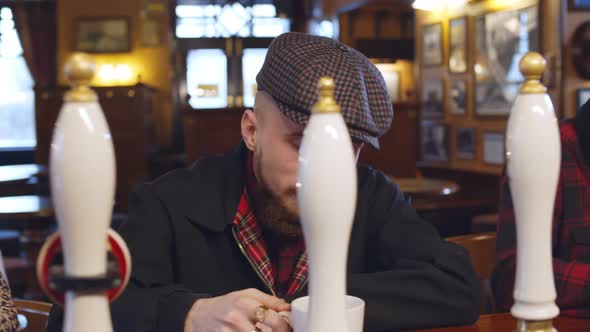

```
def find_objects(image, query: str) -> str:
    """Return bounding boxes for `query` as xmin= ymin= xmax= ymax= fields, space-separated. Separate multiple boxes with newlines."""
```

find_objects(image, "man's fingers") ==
xmin=261 ymin=309 xmax=292 ymax=332
xmin=278 ymin=311 xmax=292 ymax=327
xmin=220 ymin=309 xmax=256 ymax=332
xmin=242 ymin=289 xmax=290 ymax=311
xmin=233 ymin=295 xmax=267 ymax=322
xmin=255 ymin=323 xmax=272 ymax=332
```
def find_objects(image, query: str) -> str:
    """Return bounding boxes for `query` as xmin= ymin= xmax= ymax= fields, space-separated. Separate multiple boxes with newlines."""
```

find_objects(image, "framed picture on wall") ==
xmin=449 ymin=17 xmax=467 ymax=73
xmin=76 ymin=17 xmax=131 ymax=53
xmin=422 ymin=23 xmax=443 ymax=66
xmin=483 ymin=132 xmax=505 ymax=165
xmin=569 ymin=0 xmax=590 ymax=10
xmin=577 ymin=88 xmax=590 ymax=109
xmin=422 ymin=79 xmax=444 ymax=117
xmin=571 ymin=22 xmax=590 ymax=79
xmin=449 ymin=78 xmax=467 ymax=114
xmin=141 ymin=19 xmax=160 ymax=47
xmin=456 ymin=127 xmax=476 ymax=160
xmin=375 ymin=63 xmax=401 ymax=102
xmin=475 ymin=5 xmax=539 ymax=116
xmin=421 ymin=122 xmax=449 ymax=162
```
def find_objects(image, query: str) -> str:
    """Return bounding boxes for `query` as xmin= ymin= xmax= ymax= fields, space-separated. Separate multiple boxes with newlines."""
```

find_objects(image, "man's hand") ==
xmin=184 ymin=288 xmax=292 ymax=332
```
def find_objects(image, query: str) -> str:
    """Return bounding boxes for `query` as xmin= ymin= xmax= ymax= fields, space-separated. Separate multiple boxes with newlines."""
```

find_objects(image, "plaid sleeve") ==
xmin=492 ymin=173 xmax=565 ymax=312
xmin=493 ymin=152 xmax=590 ymax=317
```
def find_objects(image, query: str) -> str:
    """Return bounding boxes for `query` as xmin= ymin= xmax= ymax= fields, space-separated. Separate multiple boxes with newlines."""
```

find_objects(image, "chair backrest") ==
xmin=446 ymin=232 xmax=497 ymax=314
xmin=14 ymin=299 xmax=52 ymax=332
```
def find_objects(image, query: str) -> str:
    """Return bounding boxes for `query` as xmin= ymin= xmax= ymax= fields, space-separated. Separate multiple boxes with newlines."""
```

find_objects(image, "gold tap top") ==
xmin=312 ymin=77 xmax=341 ymax=114
xmin=515 ymin=319 xmax=553 ymax=332
xmin=63 ymin=52 xmax=98 ymax=102
xmin=519 ymin=52 xmax=547 ymax=95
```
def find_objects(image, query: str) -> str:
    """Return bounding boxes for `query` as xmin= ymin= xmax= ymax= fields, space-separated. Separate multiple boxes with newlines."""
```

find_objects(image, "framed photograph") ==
xmin=449 ymin=17 xmax=467 ymax=73
xmin=422 ymin=23 xmax=443 ymax=66
xmin=141 ymin=19 xmax=160 ymax=47
xmin=449 ymin=78 xmax=467 ymax=114
xmin=483 ymin=132 xmax=505 ymax=165
xmin=456 ymin=128 xmax=476 ymax=160
xmin=422 ymin=79 xmax=444 ymax=116
xmin=375 ymin=63 xmax=401 ymax=102
xmin=569 ymin=0 xmax=590 ymax=10
xmin=421 ymin=122 xmax=449 ymax=162
xmin=475 ymin=5 xmax=539 ymax=116
xmin=76 ymin=17 xmax=131 ymax=53
xmin=577 ymin=88 xmax=590 ymax=109
xmin=571 ymin=22 xmax=590 ymax=79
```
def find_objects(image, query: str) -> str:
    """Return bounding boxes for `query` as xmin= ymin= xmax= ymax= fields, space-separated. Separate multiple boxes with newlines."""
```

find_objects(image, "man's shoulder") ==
xmin=151 ymin=154 xmax=229 ymax=187
xmin=140 ymin=147 xmax=244 ymax=201
xmin=357 ymin=164 xmax=402 ymax=196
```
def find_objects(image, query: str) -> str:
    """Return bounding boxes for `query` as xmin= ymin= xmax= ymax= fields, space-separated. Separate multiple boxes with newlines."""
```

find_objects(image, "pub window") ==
xmin=178 ymin=1 xmax=290 ymax=110
xmin=0 ymin=6 xmax=35 ymax=148
xmin=176 ymin=3 xmax=289 ymax=39
xmin=186 ymin=48 xmax=229 ymax=109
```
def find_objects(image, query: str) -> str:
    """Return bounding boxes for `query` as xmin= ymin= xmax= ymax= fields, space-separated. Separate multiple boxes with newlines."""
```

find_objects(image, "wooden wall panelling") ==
xmin=34 ymin=84 xmax=157 ymax=211
xmin=183 ymin=108 xmax=245 ymax=165
xmin=359 ymin=104 xmax=418 ymax=178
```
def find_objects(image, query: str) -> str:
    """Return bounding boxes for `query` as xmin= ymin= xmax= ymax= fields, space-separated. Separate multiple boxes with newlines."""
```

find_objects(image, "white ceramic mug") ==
xmin=291 ymin=295 xmax=365 ymax=332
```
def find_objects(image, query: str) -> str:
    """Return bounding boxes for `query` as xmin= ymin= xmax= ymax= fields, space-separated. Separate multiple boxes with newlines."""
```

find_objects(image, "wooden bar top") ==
xmin=391 ymin=177 xmax=459 ymax=197
xmin=411 ymin=313 xmax=589 ymax=332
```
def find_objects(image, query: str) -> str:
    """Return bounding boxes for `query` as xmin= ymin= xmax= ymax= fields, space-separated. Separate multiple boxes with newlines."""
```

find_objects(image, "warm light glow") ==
xmin=96 ymin=63 xmax=135 ymax=85
xmin=115 ymin=64 xmax=133 ymax=82
xmin=446 ymin=0 xmax=469 ymax=12
xmin=98 ymin=65 xmax=116 ymax=82
xmin=412 ymin=0 xmax=443 ymax=11
xmin=412 ymin=0 xmax=468 ymax=13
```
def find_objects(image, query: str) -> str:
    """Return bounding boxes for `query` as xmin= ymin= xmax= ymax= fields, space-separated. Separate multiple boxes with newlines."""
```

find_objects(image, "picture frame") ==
xmin=422 ymin=79 xmax=444 ymax=117
xmin=76 ymin=17 xmax=131 ymax=53
xmin=475 ymin=5 xmax=539 ymax=116
xmin=571 ymin=22 xmax=590 ymax=79
xmin=569 ymin=0 xmax=590 ymax=10
xmin=141 ymin=19 xmax=160 ymax=47
xmin=375 ymin=63 xmax=401 ymax=102
xmin=449 ymin=17 xmax=467 ymax=73
xmin=483 ymin=132 xmax=505 ymax=165
xmin=422 ymin=23 xmax=443 ymax=66
xmin=577 ymin=88 xmax=590 ymax=110
xmin=456 ymin=128 xmax=476 ymax=160
xmin=421 ymin=122 xmax=449 ymax=162
xmin=449 ymin=78 xmax=467 ymax=115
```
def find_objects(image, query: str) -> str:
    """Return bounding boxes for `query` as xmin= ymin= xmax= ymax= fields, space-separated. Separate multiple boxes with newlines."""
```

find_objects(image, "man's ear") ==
xmin=241 ymin=109 xmax=257 ymax=151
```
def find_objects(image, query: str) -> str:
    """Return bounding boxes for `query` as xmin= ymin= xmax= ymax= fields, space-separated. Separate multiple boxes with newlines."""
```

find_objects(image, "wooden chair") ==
xmin=446 ymin=232 xmax=497 ymax=314
xmin=14 ymin=299 xmax=52 ymax=332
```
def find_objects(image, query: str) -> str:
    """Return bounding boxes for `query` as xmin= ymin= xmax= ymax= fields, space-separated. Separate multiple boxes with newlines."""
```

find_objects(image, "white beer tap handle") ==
xmin=297 ymin=77 xmax=358 ymax=332
xmin=507 ymin=52 xmax=560 ymax=332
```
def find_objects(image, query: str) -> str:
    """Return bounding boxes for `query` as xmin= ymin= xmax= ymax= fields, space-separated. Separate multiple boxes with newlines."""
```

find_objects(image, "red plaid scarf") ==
xmin=493 ymin=120 xmax=590 ymax=318
xmin=232 ymin=152 xmax=307 ymax=298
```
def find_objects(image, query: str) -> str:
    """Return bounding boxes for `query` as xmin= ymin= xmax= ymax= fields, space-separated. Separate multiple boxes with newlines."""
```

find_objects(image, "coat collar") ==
xmin=185 ymin=143 xmax=248 ymax=232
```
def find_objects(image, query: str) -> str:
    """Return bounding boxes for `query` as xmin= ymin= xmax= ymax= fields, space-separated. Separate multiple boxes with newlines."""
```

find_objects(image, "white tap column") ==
xmin=49 ymin=53 xmax=115 ymax=332
xmin=297 ymin=77 xmax=357 ymax=332
xmin=507 ymin=52 xmax=560 ymax=330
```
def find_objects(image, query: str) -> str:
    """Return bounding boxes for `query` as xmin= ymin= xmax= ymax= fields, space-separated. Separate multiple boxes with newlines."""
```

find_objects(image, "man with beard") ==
xmin=109 ymin=33 xmax=480 ymax=332
xmin=493 ymin=99 xmax=590 ymax=318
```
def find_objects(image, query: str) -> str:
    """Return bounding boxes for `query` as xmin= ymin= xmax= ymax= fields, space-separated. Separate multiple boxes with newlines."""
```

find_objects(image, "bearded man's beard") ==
xmin=252 ymin=170 xmax=302 ymax=239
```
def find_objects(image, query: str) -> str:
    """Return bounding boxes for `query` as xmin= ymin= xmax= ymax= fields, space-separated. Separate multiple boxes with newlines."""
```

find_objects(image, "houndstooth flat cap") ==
xmin=256 ymin=32 xmax=393 ymax=149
